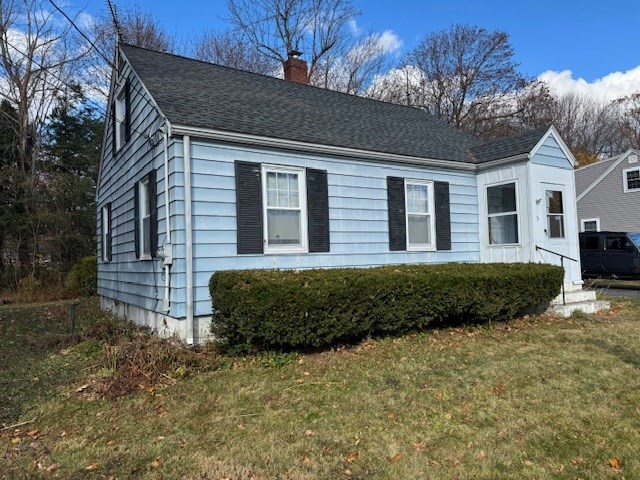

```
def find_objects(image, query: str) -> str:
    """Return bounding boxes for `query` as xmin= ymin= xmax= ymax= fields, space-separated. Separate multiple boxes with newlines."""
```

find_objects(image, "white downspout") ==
xmin=162 ymin=127 xmax=171 ymax=312
xmin=183 ymin=135 xmax=194 ymax=345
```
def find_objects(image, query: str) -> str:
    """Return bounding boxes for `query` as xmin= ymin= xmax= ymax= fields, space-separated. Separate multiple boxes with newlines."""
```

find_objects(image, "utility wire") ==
xmin=48 ymin=0 xmax=115 ymax=70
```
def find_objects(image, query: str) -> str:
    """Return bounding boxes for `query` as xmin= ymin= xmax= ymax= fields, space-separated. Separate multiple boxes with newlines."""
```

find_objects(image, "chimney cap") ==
xmin=287 ymin=49 xmax=303 ymax=58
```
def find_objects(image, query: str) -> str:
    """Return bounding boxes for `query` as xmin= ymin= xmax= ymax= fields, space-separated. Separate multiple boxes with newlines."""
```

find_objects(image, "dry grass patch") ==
xmin=2 ymin=299 xmax=640 ymax=479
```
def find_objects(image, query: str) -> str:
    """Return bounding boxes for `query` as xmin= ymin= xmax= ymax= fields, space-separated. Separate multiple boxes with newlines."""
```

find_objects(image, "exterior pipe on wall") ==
xmin=162 ymin=127 xmax=171 ymax=312
xmin=183 ymin=135 xmax=194 ymax=344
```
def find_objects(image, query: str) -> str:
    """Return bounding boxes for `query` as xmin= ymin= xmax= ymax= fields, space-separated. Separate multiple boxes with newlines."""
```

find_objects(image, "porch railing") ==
xmin=535 ymin=245 xmax=578 ymax=306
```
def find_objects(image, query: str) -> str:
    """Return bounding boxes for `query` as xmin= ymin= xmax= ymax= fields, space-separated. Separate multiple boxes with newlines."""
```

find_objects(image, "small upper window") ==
xmin=581 ymin=218 xmax=599 ymax=232
xmin=139 ymin=177 xmax=152 ymax=258
xmin=405 ymin=180 xmax=435 ymax=250
xmin=545 ymin=190 xmax=564 ymax=238
xmin=262 ymin=166 xmax=307 ymax=253
xmin=115 ymin=89 xmax=127 ymax=150
xmin=487 ymin=182 xmax=518 ymax=245
xmin=624 ymin=168 xmax=640 ymax=192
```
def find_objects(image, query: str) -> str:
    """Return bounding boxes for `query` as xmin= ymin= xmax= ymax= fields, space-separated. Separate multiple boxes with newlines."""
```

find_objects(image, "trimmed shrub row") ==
xmin=210 ymin=263 xmax=563 ymax=352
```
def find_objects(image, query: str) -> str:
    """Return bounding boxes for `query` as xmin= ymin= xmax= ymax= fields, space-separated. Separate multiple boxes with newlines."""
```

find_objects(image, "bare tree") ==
xmin=193 ymin=29 xmax=278 ymax=75
xmin=615 ymin=92 xmax=640 ymax=150
xmin=312 ymin=31 xmax=398 ymax=95
xmin=85 ymin=7 xmax=176 ymax=101
xmin=227 ymin=0 xmax=359 ymax=82
xmin=403 ymin=24 xmax=527 ymax=131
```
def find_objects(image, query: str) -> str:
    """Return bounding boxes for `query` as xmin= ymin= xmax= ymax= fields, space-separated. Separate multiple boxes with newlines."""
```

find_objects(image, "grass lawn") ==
xmin=1 ymin=298 xmax=639 ymax=479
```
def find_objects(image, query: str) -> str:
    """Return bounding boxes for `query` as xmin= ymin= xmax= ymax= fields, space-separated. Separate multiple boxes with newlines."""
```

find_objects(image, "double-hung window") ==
xmin=545 ymin=190 xmax=565 ymax=238
xmin=581 ymin=218 xmax=600 ymax=232
xmin=405 ymin=180 xmax=435 ymax=250
xmin=133 ymin=170 xmax=157 ymax=260
xmin=115 ymin=88 xmax=127 ymax=150
xmin=262 ymin=165 xmax=307 ymax=253
xmin=487 ymin=182 xmax=519 ymax=245
xmin=624 ymin=167 xmax=640 ymax=192
xmin=138 ymin=177 xmax=152 ymax=258
xmin=101 ymin=203 xmax=112 ymax=262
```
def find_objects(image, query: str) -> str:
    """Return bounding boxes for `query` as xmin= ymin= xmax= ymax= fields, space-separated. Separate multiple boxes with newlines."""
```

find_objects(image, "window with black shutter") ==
xmin=114 ymin=78 xmax=131 ymax=151
xmin=134 ymin=170 xmax=158 ymax=260
xmin=235 ymin=161 xmax=330 ymax=254
xmin=388 ymin=176 xmax=451 ymax=252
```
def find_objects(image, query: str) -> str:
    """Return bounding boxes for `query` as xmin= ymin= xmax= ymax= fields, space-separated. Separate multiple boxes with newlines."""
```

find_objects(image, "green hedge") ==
xmin=68 ymin=256 xmax=97 ymax=297
xmin=210 ymin=263 xmax=563 ymax=352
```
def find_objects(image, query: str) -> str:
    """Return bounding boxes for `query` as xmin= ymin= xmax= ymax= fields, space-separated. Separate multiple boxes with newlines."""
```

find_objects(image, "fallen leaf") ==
xmin=344 ymin=469 xmax=352 ymax=476
xmin=524 ymin=460 xmax=533 ymax=466
xmin=477 ymin=450 xmax=486 ymax=460
xmin=303 ymin=371 xmax=310 ymax=376
xmin=387 ymin=412 xmax=396 ymax=420
xmin=414 ymin=442 xmax=426 ymax=452
xmin=301 ymin=454 xmax=311 ymax=464
xmin=304 ymin=430 xmax=315 ymax=437
xmin=609 ymin=457 xmax=621 ymax=469
xmin=389 ymin=453 xmax=402 ymax=463
xmin=76 ymin=384 xmax=89 ymax=393
xmin=106 ymin=439 xmax=115 ymax=446
xmin=11 ymin=437 xmax=20 ymax=445
xmin=571 ymin=457 xmax=584 ymax=466
xmin=27 ymin=429 xmax=39 ymax=438
xmin=444 ymin=413 xmax=452 ymax=420
xmin=85 ymin=463 xmax=98 ymax=471
xmin=345 ymin=452 xmax=358 ymax=463
xmin=149 ymin=457 xmax=161 ymax=469
xmin=45 ymin=464 xmax=58 ymax=472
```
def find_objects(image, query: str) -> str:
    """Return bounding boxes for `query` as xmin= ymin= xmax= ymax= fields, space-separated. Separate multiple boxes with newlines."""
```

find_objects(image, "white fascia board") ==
xmin=476 ymin=154 xmax=530 ymax=170
xmin=170 ymin=124 xmax=478 ymax=172
xmin=529 ymin=126 xmax=576 ymax=168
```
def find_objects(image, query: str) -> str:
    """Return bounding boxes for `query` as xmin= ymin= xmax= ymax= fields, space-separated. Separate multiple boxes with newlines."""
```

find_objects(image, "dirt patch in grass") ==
xmin=2 ymin=298 xmax=640 ymax=479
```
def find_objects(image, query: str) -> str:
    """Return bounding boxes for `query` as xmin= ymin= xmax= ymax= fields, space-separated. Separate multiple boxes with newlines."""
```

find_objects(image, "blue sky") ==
xmin=84 ymin=0 xmax=640 ymax=97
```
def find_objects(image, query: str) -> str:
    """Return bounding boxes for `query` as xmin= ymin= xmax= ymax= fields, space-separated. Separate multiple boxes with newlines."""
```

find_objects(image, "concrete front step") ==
xmin=551 ymin=289 xmax=597 ymax=305
xmin=549 ymin=300 xmax=611 ymax=317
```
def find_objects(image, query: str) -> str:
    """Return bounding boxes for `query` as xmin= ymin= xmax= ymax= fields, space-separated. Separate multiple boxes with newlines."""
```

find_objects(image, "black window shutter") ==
xmin=100 ymin=205 xmax=105 ymax=261
xmin=235 ymin=161 xmax=263 ymax=254
xmin=124 ymin=78 xmax=131 ymax=142
xmin=387 ymin=176 xmax=406 ymax=251
xmin=434 ymin=181 xmax=451 ymax=251
xmin=133 ymin=181 xmax=140 ymax=259
xmin=149 ymin=169 xmax=158 ymax=257
xmin=106 ymin=203 xmax=113 ymax=261
xmin=111 ymin=104 xmax=116 ymax=156
xmin=306 ymin=168 xmax=330 ymax=252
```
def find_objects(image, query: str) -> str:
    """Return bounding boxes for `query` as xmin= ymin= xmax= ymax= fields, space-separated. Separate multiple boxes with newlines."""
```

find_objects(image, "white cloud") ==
xmin=377 ymin=30 xmax=402 ymax=53
xmin=539 ymin=66 xmax=640 ymax=102
xmin=348 ymin=19 xmax=362 ymax=36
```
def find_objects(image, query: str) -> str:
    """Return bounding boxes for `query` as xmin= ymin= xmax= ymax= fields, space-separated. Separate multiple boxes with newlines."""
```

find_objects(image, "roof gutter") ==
xmin=171 ymin=124 xmax=479 ymax=172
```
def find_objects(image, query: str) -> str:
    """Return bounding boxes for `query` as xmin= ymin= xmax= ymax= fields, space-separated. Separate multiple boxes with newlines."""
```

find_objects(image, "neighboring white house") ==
xmin=575 ymin=149 xmax=640 ymax=233
xmin=97 ymin=43 xmax=590 ymax=343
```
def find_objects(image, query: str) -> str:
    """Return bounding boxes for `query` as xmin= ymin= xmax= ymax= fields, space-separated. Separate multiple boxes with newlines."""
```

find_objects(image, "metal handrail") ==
xmin=535 ymin=245 xmax=578 ymax=306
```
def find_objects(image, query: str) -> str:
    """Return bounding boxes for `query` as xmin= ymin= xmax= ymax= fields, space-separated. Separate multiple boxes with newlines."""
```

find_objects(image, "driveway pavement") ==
xmin=597 ymin=288 xmax=640 ymax=299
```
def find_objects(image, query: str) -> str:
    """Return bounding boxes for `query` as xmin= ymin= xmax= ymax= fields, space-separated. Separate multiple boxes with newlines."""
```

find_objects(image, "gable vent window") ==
xmin=387 ymin=177 xmax=451 ymax=252
xmin=113 ymin=78 xmax=131 ymax=153
xmin=235 ymin=161 xmax=329 ymax=255
xmin=133 ymin=170 xmax=157 ymax=260
xmin=487 ymin=182 xmax=519 ymax=245
xmin=624 ymin=168 xmax=640 ymax=192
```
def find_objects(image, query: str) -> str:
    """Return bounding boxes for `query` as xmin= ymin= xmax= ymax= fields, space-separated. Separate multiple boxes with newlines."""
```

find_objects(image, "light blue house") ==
xmin=97 ymin=44 xmax=587 ymax=344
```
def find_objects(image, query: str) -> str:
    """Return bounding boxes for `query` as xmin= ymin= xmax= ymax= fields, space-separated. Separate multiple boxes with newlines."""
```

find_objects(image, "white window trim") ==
xmin=545 ymin=189 xmax=565 ymax=239
xmin=486 ymin=179 xmax=520 ymax=247
xmin=581 ymin=218 xmax=600 ymax=232
xmin=404 ymin=179 xmax=436 ymax=251
xmin=623 ymin=166 xmax=640 ymax=193
xmin=102 ymin=205 xmax=110 ymax=262
xmin=138 ymin=177 xmax=152 ymax=260
xmin=261 ymin=164 xmax=308 ymax=255
xmin=114 ymin=84 xmax=127 ymax=151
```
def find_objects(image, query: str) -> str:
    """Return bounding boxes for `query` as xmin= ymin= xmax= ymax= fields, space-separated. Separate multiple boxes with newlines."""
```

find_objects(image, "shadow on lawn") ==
xmin=589 ymin=339 xmax=640 ymax=369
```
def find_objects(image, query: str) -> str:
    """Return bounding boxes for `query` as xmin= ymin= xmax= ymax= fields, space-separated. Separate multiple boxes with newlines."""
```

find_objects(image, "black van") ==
xmin=579 ymin=232 xmax=640 ymax=278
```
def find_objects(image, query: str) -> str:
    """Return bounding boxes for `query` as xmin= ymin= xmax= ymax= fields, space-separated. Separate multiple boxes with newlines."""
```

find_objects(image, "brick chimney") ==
xmin=283 ymin=50 xmax=308 ymax=84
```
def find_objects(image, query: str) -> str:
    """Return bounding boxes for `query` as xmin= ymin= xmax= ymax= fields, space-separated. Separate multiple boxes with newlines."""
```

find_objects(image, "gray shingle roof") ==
xmin=469 ymin=127 xmax=549 ymax=163
xmin=121 ymin=44 xmax=551 ymax=166
xmin=121 ymin=44 xmax=482 ymax=163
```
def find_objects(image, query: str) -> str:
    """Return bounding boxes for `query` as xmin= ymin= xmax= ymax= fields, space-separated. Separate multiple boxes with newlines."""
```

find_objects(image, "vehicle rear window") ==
xmin=580 ymin=236 xmax=599 ymax=250
xmin=629 ymin=233 xmax=640 ymax=248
